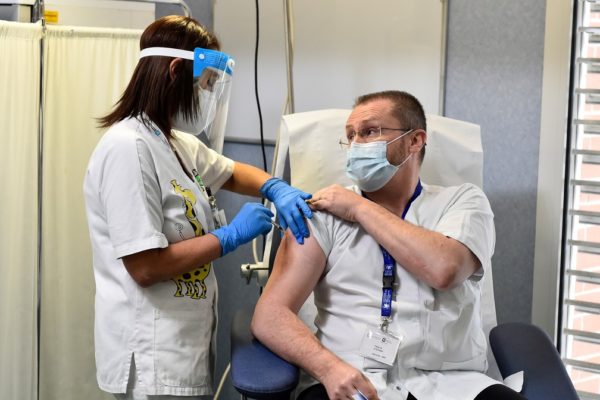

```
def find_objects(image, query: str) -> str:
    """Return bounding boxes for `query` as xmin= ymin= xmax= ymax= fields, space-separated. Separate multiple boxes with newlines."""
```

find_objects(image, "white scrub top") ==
xmin=83 ymin=116 xmax=234 ymax=396
xmin=300 ymin=182 xmax=498 ymax=400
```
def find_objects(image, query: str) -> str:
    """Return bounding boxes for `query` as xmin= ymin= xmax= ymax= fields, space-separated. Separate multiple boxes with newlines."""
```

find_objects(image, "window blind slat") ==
xmin=574 ymin=119 xmax=600 ymax=126
xmin=564 ymin=299 xmax=600 ymax=314
xmin=577 ymin=391 xmax=600 ymax=400
xmin=576 ymin=88 xmax=600 ymax=94
xmin=577 ymin=57 xmax=600 ymax=64
xmin=564 ymin=358 xmax=600 ymax=374
xmin=571 ymin=179 xmax=600 ymax=186
xmin=573 ymin=149 xmax=600 ymax=156
xmin=564 ymin=328 xmax=600 ymax=344
xmin=568 ymin=240 xmax=600 ymax=253
xmin=566 ymin=269 xmax=600 ymax=284
xmin=568 ymin=210 xmax=600 ymax=225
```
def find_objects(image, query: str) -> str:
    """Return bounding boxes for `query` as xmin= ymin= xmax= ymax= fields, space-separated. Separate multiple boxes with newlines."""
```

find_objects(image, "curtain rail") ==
xmin=125 ymin=0 xmax=191 ymax=17
xmin=30 ymin=0 xmax=192 ymax=20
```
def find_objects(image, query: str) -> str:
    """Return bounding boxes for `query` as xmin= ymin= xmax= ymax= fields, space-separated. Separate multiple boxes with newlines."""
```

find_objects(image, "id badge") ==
xmin=359 ymin=326 xmax=402 ymax=366
xmin=215 ymin=209 xmax=227 ymax=227
xmin=211 ymin=208 xmax=227 ymax=229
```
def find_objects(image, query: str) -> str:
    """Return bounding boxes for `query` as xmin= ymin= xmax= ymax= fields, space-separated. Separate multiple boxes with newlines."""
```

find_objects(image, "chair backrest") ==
xmin=490 ymin=323 xmax=579 ymax=399
xmin=265 ymin=109 xmax=500 ymax=379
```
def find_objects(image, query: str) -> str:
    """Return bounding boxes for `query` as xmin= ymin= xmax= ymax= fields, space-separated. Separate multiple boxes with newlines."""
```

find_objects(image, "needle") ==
xmin=271 ymin=220 xmax=284 ymax=232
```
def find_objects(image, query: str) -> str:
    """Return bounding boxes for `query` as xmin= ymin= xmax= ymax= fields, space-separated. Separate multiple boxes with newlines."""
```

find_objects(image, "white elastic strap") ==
xmin=139 ymin=47 xmax=194 ymax=60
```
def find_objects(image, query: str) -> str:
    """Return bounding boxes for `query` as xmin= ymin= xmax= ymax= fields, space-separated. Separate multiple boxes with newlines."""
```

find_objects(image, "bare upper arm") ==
xmin=259 ymin=226 xmax=327 ymax=313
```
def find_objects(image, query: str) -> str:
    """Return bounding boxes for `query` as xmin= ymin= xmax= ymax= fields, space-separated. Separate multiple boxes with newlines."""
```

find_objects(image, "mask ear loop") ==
xmin=386 ymin=129 xmax=415 ymax=168
xmin=391 ymin=152 xmax=412 ymax=168
xmin=385 ymin=128 xmax=414 ymax=146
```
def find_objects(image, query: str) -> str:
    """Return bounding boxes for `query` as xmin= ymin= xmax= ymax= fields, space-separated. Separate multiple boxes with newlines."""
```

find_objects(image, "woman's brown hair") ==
xmin=98 ymin=15 xmax=220 ymax=136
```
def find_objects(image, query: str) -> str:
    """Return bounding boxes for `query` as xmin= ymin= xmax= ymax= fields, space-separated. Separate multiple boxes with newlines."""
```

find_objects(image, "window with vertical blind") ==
xmin=565 ymin=1 xmax=600 ymax=398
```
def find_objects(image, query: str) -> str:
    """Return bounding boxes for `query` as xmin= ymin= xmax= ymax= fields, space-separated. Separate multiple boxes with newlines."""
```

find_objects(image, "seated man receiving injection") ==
xmin=251 ymin=91 xmax=526 ymax=400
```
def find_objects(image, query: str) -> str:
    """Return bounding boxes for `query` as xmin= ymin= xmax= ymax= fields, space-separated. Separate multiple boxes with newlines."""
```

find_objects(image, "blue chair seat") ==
xmin=231 ymin=309 xmax=300 ymax=400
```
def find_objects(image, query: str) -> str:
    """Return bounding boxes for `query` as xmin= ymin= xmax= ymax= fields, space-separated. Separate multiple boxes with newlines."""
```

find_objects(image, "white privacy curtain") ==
xmin=40 ymin=25 xmax=141 ymax=400
xmin=0 ymin=20 xmax=42 ymax=400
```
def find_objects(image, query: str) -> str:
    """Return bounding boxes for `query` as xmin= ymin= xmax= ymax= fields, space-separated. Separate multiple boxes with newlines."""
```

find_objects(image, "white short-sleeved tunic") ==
xmin=83 ymin=117 xmax=234 ymax=396
xmin=301 ymin=182 xmax=498 ymax=400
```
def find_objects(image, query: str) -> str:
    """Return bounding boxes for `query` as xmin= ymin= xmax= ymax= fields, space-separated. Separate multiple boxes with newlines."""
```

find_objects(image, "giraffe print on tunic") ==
xmin=170 ymin=179 xmax=211 ymax=299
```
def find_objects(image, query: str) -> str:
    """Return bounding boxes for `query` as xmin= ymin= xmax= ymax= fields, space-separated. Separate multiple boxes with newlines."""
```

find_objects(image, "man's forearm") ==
xmin=309 ymin=184 xmax=480 ymax=290
xmin=354 ymin=200 xmax=478 ymax=290
xmin=252 ymin=299 xmax=379 ymax=399
xmin=251 ymin=299 xmax=341 ymax=383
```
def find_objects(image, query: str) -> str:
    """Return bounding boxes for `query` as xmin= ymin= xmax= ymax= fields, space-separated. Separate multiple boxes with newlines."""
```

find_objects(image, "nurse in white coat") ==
xmin=83 ymin=15 xmax=312 ymax=400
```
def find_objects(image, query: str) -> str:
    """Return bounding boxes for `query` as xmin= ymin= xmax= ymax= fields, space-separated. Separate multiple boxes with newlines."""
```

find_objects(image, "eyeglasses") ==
xmin=338 ymin=127 xmax=413 ymax=149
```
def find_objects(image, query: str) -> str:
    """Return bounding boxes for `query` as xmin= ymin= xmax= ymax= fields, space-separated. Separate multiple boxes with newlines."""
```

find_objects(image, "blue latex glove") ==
xmin=211 ymin=203 xmax=274 ymax=256
xmin=260 ymin=177 xmax=312 ymax=244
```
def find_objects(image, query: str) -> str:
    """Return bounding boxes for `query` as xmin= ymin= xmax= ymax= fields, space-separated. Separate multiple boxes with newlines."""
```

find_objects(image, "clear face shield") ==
xmin=139 ymin=47 xmax=235 ymax=153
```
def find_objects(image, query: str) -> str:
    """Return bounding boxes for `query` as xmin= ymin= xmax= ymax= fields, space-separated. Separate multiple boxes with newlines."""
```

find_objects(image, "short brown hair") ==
xmin=354 ymin=90 xmax=427 ymax=162
xmin=98 ymin=15 xmax=220 ymax=136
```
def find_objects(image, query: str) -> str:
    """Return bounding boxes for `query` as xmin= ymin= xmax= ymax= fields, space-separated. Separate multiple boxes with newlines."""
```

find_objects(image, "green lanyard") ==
xmin=191 ymin=168 xmax=223 ymax=229
xmin=142 ymin=115 xmax=224 ymax=229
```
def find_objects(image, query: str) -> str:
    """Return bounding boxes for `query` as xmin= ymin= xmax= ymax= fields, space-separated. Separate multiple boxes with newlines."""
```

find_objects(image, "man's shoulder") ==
xmin=421 ymin=181 xmax=489 ymax=206
xmin=415 ymin=182 xmax=493 ymax=225
xmin=308 ymin=209 xmax=354 ymax=231
xmin=421 ymin=181 xmax=483 ymax=196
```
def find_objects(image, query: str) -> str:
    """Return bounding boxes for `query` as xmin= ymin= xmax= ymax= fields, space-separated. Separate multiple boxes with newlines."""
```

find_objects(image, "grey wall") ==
xmin=156 ymin=0 xmax=212 ymax=28
xmin=445 ymin=0 xmax=546 ymax=324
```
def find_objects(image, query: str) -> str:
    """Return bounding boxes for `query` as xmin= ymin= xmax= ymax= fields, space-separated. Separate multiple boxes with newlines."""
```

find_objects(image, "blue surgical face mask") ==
xmin=345 ymin=130 xmax=413 ymax=192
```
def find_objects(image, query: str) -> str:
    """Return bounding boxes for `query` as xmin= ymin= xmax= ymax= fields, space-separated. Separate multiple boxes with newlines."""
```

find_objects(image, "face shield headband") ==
xmin=139 ymin=47 xmax=235 ymax=154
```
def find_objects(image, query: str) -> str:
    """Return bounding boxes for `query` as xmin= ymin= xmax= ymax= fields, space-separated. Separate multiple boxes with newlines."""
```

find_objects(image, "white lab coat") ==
xmin=84 ymin=117 xmax=233 ymax=395
xmin=299 ymin=182 xmax=500 ymax=400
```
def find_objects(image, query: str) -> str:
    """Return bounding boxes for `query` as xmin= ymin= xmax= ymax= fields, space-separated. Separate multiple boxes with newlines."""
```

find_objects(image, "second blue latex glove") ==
xmin=210 ymin=203 xmax=274 ymax=256
xmin=260 ymin=177 xmax=312 ymax=244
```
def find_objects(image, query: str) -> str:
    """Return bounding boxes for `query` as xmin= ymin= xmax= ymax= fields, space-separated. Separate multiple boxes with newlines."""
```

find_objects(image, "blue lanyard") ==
xmin=380 ymin=180 xmax=422 ymax=330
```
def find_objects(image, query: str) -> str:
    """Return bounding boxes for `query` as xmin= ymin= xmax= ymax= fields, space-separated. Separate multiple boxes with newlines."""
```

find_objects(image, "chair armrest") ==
xmin=231 ymin=309 xmax=299 ymax=400
xmin=489 ymin=322 xmax=579 ymax=400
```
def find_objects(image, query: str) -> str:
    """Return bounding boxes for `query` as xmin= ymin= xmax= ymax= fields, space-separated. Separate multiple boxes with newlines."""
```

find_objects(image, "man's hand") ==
xmin=308 ymin=184 xmax=367 ymax=223
xmin=319 ymin=360 xmax=379 ymax=400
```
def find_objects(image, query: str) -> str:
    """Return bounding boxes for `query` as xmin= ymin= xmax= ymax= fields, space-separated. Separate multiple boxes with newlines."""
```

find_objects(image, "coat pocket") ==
xmin=153 ymin=309 xmax=213 ymax=387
